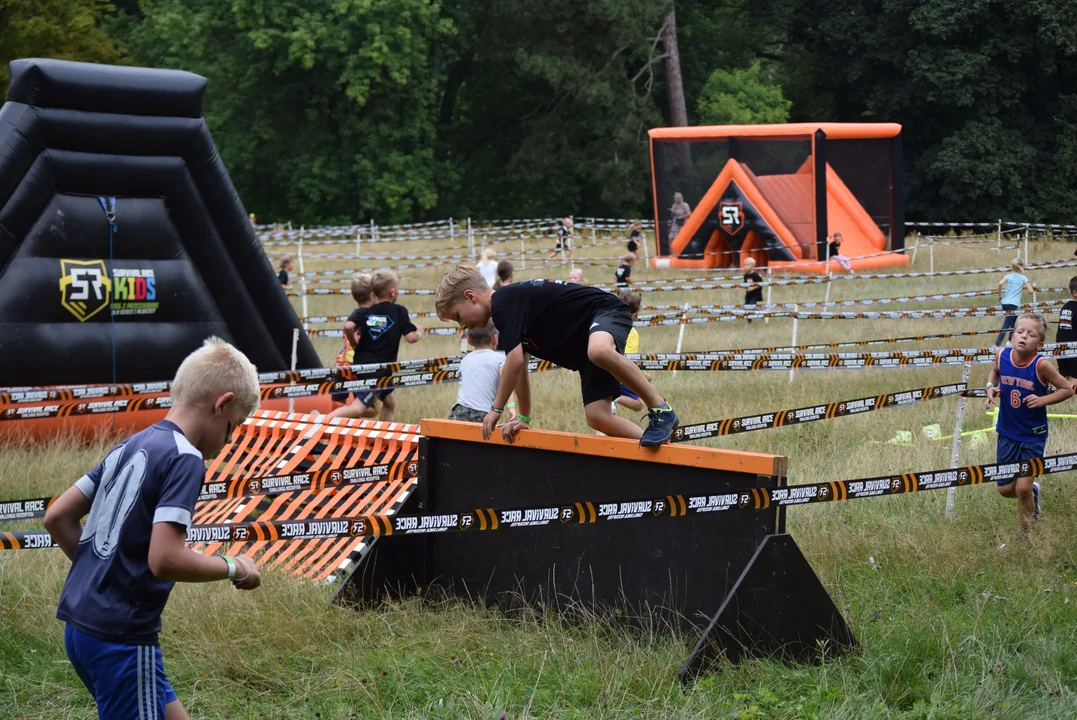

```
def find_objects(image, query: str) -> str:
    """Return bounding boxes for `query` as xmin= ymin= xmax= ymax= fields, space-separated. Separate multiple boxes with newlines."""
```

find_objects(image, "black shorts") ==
xmin=554 ymin=242 xmax=571 ymax=251
xmin=355 ymin=387 xmax=394 ymax=407
xmin=579 ymin=306 xmax=633 ymax=406
xmin=627 ymin=240 xmax=639 ymax=253
xmin=1058 ymin=357 xmax=1077 ymax=379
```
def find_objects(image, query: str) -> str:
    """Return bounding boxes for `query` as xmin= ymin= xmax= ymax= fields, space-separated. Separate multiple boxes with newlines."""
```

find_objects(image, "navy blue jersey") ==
xmin=996 ymin=348 xmax=1050 ymax=443
xmin=56 ymin=420 xmax=205 ymax=645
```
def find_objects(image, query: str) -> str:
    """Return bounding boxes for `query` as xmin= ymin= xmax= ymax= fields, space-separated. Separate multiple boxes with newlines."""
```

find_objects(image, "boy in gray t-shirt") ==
xmin=450 ymin=320 xmax=517 ymax=422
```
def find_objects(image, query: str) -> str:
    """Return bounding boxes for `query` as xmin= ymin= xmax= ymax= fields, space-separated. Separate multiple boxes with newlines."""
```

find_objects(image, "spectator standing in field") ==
xmin=615 ymin=253 xmax=635 ymax=287
xmin=277 ymin=256 xmax=294 ymax=289
xmin=827 ymin=232 xmax=853 ymax=274
xmin=494 ymin=260 xmax=515 ymax=289
xmin=669 ymin=193 xmax=691 ymax=242
xmin=985 ymin=314 xmax=1073 ymax=537
xmin=549 ymin=217 xmax=574 ymax=259
xmin=996 ymin=259 xmax=1035 ymax=346
xmin=1055 ymin=276 xmax=1077 ymax=388
xmin=477 ymin=248 xmax=499 ymax=288
xmin=743 ymin=258 xmax=764 ymax=324
xmin=627 ymin=221 xmax=643 ymax=254
xmin=44 ymin=338 xmax=263 ymax=720
xmin=448 ymin=320 xmax=518 ymax=423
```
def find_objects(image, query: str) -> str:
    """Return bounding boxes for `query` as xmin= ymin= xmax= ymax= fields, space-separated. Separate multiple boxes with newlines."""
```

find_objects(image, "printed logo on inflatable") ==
xmin=59 ymin=259 xmax=112 ymax=322
xmin=718 ymin=201 xmax=744 ymax=235
xmin=58 ymin=260 xmax=159 ymax=321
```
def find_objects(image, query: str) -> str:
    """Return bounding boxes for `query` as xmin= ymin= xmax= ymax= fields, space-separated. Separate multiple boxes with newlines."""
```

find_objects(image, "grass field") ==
xmin=3 ymin=230 xmax=1077 ymax=718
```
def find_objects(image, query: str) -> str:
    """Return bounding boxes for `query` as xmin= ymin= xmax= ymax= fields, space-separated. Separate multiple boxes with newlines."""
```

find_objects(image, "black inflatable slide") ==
xmin=0 ymin=58 xmax=320 ymax=386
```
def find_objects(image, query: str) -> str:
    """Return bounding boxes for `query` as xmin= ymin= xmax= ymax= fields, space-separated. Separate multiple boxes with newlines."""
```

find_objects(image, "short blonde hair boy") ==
xmin=435 ymin=266 xmax=489 ymax=320
xmin=351 ymin=273 xmax=373 ymax=304
xmin=1016 ymin=313 xmax=1048 ymax=341
xmin=371 ymin=269 xmax=399 ymax=298
xmin=170 ymin=337 xmax=260 ymax=416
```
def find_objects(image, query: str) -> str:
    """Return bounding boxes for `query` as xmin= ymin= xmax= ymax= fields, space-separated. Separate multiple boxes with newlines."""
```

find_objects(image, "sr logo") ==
xmin=652 ymin=500 xmax=666 ymax=516
xmin=718 ymin=201 xmax=744 ymax=235
xmin=233 ymin=527 xmax=249 ymax=541
xmin=59 ymin=259 xmax=112 ymax=322
xmin=248 ymin=479 xmax=261 ymax=493
xmin=560 ymin=507 xmax=574 ymax=523
xmin=350 ymin=520 xmax=365 ymax=536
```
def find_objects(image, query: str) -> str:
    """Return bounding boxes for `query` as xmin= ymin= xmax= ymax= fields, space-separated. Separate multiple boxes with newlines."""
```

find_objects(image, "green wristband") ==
xmin=506 ymin=401 xmax=517 ymax=409
xmin=223 ymin=556 xmax=237 ymax=579
xmin=517 ymin=414 xmax=532 ymax=424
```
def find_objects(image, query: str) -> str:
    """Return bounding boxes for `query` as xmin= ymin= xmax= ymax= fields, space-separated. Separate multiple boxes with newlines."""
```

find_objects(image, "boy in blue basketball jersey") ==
xmin=44 ymin=337 xmax=263 ymax=720
xmin=985 ymin=314 xmax=1073 ymax=536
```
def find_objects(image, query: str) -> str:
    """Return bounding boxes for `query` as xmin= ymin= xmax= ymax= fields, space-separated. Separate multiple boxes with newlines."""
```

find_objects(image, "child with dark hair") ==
xmin=1056 ymin=276 xmax=1077 ymax=387
xmin=615 ymin=253 xmax=635 ymax=287
xmin=494 ymin=260 xmax=515 ymax=289
xmin=449 ymin=320 xmax=517 ymax=423
xmin=278 ymin=256 xmax=294 ymax=289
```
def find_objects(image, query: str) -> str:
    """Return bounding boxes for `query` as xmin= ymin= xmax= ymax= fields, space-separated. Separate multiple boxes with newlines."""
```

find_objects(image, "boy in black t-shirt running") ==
xmin=614 ymin=253 xmax=635 ymax=287
xmin=435 ymin=266 xmax=678 ymax=446
xmin=1056 ymin=276 xmax=1077 ymax=388
xmin=328 ymin=270 xmax=423 ymax=422
xmin=743 ymin=258 xmax=764 ymax=324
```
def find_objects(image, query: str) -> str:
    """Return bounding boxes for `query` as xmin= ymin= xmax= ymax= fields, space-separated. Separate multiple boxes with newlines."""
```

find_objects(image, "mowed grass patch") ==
xmin=3 ymin=238 xmax=1077 ymax=717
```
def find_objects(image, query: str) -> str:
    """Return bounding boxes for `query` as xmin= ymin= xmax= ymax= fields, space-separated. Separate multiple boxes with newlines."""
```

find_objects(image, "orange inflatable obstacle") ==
xmin=648 ymin=123 xmax=908 ymax=274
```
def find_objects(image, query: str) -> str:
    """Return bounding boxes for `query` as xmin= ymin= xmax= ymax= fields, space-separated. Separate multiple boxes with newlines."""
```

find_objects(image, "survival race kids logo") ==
xmin=58 ymin=260 xmax=159 ymax=322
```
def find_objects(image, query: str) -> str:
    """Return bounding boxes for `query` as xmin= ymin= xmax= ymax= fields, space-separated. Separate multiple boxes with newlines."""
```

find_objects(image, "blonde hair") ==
xmin=482 ymin=248 xmax=497 ymax=262
xmin=1011 ymin=258 xmax=1026 ymax=273
xmin=744 ymin=257 xmax=756 ymax=268
xmin=673 ymin=192 xmax=684 ymax=204
xmin=1016 ymin=313 xmax=1048 ymax=340
xmin=622 ymin=253 xmax=636 ymax=263
xmin=171 ymin=337 xmax=260 ymax=416
xmin=563 ymin=217 xmax=574 ymax=228
xmin=371 ymin=269 xmax=399 ymax=298
xmin=435 ymin=266 xmax=490 ymax=320
xmin=350 ymin=273 xmax=373 ymax=304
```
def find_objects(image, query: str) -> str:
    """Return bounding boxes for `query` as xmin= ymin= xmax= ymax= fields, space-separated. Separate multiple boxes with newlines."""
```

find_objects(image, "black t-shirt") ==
xmin=348 ymin=301 xmax=417 ymax=364
xmin=615 ymin=264 xmax=631 ymax=286
xmin=828 ymin=241 xmax=841 ymax=257
xmin=744 ymin=271 xmax=763 ymax=303
xmin=1058 ymin=300 xmax=1077 ymax=342
xmin=492 ymin=280 xmax=624 ymax=370
xmin=278 ymin=269 xmax=289 ymax=285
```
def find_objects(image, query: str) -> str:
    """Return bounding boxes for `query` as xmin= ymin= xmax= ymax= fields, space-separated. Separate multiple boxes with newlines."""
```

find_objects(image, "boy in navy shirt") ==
xmin=985 ymin=314 xmax=1073 ymax=536
xmin=44 ymin=337 xmax=263 ymax=720
xmin=434 ymin=266 xmax=677 ymax=446
xmin=328 ymin=269 xmax=423 ymax=422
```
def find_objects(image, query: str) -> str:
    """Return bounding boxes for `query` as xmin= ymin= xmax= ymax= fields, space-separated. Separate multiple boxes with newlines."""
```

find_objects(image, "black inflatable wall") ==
xmin=0 ymin=58 xmax=321 ymax=385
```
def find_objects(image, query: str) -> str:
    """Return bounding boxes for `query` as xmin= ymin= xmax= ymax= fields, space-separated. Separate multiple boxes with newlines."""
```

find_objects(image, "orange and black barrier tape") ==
xmin=3 ymin=454 xmax=1075 ymax=549
xmin=672 ymin=383 xmax=966 ymax=443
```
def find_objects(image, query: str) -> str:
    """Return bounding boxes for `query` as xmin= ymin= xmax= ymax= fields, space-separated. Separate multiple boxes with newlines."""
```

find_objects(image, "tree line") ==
xmin=4 ymin=0 xmax=1077 ymax=226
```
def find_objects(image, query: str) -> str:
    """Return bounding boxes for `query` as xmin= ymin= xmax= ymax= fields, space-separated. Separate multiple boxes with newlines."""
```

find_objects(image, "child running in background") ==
xmin=985 ymin=313 xmax=1073 ymax=537
xmin=477 ymin=248 xmax=499 ymax=287
xmin=328 ymin=269 xmax=423 ymax=422
xmin=44 ymin=338 xmax=263 ymax=720
xmin=627 ymin=220 xmax=643 ymax=254
xmin=449 ymin=320 xmax=518 ymax=423
xmin=494 ymin=260 xmax=515 ymax=289
xmin=1056 ymin=276 xmax=1077 ymax=389
xmin=615 ymin=253 xmax=635 ymax=287
xmin=613 ymin=289 xmax=650 ymax=413
xmin=278 ymin=256 xmax=294 ymax=289
xmin=549 ymin=217 xmax=573 ymax=259
xmin=743 ymin=258 xmax=764 ymax=324
xmin=435 ymin=267 xmax=677 ymax=446
xmin=332 ymin=273 xmax=376 ymax=414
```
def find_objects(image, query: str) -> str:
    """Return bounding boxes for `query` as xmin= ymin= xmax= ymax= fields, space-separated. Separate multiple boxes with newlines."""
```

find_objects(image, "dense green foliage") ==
xmin=4 ymin=0 xmax=1077 ymax=223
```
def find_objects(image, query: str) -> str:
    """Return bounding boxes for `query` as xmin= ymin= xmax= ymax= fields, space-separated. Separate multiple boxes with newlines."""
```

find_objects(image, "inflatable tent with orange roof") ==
xmin=648 ymin=123 xmax=907 ymax=274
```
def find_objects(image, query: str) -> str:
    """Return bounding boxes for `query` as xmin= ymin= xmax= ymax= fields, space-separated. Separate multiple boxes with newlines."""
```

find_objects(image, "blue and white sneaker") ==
xmin=1032 ymin=481 xmax=1041 ymax=520
xmin=640 ymin=403 xmax=678 ymax=447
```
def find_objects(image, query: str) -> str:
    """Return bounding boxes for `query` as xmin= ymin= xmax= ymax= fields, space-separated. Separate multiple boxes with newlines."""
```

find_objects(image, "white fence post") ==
xmin=672 ymin=302 xmax=689 ymax=378
xmin=764 ymin=266 xmax=771 ymax=324
xmin=929 ymin=237 xmax=934 ymax=273
xmin=297 ymin=226 xmax=309 ymax=326
xmin=911 ymin=233 xmax=921 ymax=264
xmin=468 ymin=218 xmax=475 ymax=262
xmin=996 ymin=218 xmax=1002 ymax=251
xmin=449 ymin=217 xmax=455 ymax=248
xmin=520 ymin=238 xmax=526 ymax=270
xmin=355 ymin=226 xmax=361 ymax=259
xmin=1024 ymin=227 xmax=1029 ymax=265
xmin=788 ymin=304 xmax=799 ymax=384
xmin=289 ymin=328 xmax=299 ymax=415
xmin=945 ymin=362 xmax=972 ymax=519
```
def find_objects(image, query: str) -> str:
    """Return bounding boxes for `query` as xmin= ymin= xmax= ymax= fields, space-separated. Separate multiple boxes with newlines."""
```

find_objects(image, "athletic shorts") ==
xmin=554 ymin=242 xmax=571 ymax=251
xmin=995 ymin=434 xmax=1047 ymax=486
xmin=448 ymin=403 xmax=487 ymax=423
xmin=618 ymin=385 xmax=640 ymax=400
xmin=1057 ymin=357 xmax=1077 ymax=379
xmin=65 ymin=624 xmax=177 ymax=720
xmin=579 ymin=306 xmax=632 ymax=406
xmin=331 ymin=391 xmax=351 ymax=406
xmin=354 ymin=388 xmax=393 ymax=408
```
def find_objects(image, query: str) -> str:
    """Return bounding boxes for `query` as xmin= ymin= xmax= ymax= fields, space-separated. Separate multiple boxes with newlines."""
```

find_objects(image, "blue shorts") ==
xmin=995 ymin=434 xmax=1046 ymax=486
xmin=618 ymin=385 xmax=639 ymax=400
xmin=65 ymin=625 xmax=177 ymax=719
xmin=355 ymin=387 xmax=393 ymax=408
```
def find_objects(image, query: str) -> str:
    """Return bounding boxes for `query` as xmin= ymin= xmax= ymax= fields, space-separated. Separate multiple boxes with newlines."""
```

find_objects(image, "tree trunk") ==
xmin=662 ymin=8 xmax=688 ymax=127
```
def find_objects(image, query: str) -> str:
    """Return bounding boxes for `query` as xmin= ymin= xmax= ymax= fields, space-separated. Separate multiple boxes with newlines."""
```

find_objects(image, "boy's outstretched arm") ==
xmin=1026 ymin=361 xmax=1075 ymax=408
xmin=43 ymin=486 xmax=92 ymax=561
xmin=148 ymin=523 xmax=261 ymax=589
xmin=404 ymin=326 xmax=424 ymax=343
xmin=482 ymin=345 xmax=526 ymax=440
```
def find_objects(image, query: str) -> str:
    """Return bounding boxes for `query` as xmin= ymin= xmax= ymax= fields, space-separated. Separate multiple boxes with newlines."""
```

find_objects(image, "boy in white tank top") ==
xmin=449 ymin=320 xmax=518 ymax=423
